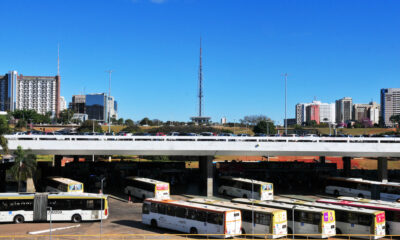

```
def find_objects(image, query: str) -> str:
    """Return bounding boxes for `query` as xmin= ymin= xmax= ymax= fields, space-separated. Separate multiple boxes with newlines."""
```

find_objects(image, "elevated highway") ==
xmin=4 ymin=135 xmax=400 ymax=157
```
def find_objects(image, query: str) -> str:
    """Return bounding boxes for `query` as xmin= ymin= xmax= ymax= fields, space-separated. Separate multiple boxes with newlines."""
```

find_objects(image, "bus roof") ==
xmin=145 ymin=198 xmax=240 ymax=213
xmin=232 ymin=198 xmax=330 ymax=213
xmin=189 ymin=198 xmax=284 ymax=214
xmin=0 ymin=192 xmax=107 ymax=199
xmin=332 ymin=197 xmax=400 ymax=211
xmin=125 ymin=176 xmax=168 ymax=185
xmin=327 ymin=176 xmax=400 ymax=187
xmin=274 ymin=197 xmax=381 ymax=214
xmin=48 ymin=177 xmax=82 ymax=185
xmin=220 ymin=176 xmax=272 ymax=185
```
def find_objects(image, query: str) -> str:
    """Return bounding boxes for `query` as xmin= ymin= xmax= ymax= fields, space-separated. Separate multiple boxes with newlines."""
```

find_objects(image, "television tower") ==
xmin=198 ymin=37 xmax=203 ymax=117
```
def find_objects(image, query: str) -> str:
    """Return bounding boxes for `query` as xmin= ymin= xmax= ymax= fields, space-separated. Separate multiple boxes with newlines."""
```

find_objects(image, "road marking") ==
xmin=28 ymin=224 xmax=81 ymax=234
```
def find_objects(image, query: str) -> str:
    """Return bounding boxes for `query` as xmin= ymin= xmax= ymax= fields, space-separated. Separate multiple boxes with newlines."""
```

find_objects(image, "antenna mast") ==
xmin=198 ymin=37 xmax=203 ymax=117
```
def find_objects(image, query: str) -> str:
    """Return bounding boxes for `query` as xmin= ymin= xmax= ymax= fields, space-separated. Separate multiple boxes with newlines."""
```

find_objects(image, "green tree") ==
xmin=139 ymin=117 xmax=152 ymax=126
xmin=253 ymin=120 xmax=276 ymax=135
xmin=390 ymin=115 xmax=400 ymax=127
xmin=125 ymin=119 xmax=134 ymax=126
xmin=117 ymin=118 xmax=124 ymax=125
xmin=58 ymin=109 xmax=74 ymax=124
xmin=0 ymin=115 xmax=10 ymax=154
xmin=15 ymin=119 xmax=27 ymax=130
xmin=10 ymin=146 xmax=36 ymax=192
xmin=77 ymin=120 xmax=103 ymax=133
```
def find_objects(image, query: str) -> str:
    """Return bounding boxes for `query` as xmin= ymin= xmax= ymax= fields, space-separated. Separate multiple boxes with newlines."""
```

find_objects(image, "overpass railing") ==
xmin=5 ymin=135 xmax=400 ymax=144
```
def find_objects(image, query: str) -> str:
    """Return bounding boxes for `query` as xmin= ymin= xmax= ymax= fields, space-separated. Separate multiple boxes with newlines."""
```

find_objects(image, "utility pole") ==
xmin=105 ymin=70 xmax=113 ymax=133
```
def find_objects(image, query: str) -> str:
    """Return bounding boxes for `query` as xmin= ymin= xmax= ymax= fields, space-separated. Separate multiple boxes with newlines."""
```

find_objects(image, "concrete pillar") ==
xmin=343 ymin=157 xmax=351 ymax=177
xmin=199 ymin=156 xmax=214 ymax=197
xmin=320 ymin=156 xmax=326 ymax=164
xmin=378 ymin=157 xmax=388 ymax=182
xmin=54 ymin=155 xmax=63 ymax=168
xmin=0 ymin=167 xmax=5 ymax=192
xmin=73 ymin=156 xmax=80 ymax=163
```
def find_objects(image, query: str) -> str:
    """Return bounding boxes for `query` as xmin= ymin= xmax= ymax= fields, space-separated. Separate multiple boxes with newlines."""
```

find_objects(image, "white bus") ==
xmin=325 ymin=197 xmax=400 ymax=235
xmin=325 ymin=177 xmax=400 ymax=202
xmin=124 ymin=177 xmax=169 ymax=200
xmin=218 ymin=176 xmax=273 ymax=200
xmin=189 ymin=198 xmax=287 ymax=238
xmin=0 ymin=192 xmax=108 ymax=223
xmin=45 ymin=177 xmax=84 ymax=193
xmin=142 ymin=198 xmax=242 ymax=238
xmin=232 ymin=198 xmax=336 ymax=238
xmin=274 ymin=197 xmax=385 ymax=239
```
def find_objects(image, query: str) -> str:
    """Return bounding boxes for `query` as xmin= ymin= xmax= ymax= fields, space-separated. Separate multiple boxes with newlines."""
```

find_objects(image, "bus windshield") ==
xmin=262 ymin=183 xmax=273 ymax=191
xmin=156 ymin=184 xmax=169 ymax=190
xmin=69 ymin=184 xmax=83 ymax=191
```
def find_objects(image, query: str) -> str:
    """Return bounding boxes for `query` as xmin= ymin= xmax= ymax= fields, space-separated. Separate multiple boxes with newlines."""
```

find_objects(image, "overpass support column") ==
xmin=343 ymin=157 xmax=351 ymax=177
xmin=320 ymin=156 xmax=326 ymax=164
xmin=54 ymin=155 xmax=63 ymax=168
xmin=0 ymin=166 xmax=5 ymax=192
xmin=378 ymin=157 xmax=388 ymax=182
xmin=199 ymin=156 xmax=214 ymax=197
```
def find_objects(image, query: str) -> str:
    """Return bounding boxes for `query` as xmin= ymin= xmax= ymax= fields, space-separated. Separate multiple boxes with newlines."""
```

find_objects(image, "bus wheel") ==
xmin=358 ymin=194 xmax=364 ymax=198
xmin=243 ymin=194 xmax=248 ymax=198
xmin=241 ymin=228 xmax=246 ymax=235
xmin=142 ymin=194 xmax=146 ymax=200
xmin=222 ymin=190 xmax=227 ymax=196
xmin=13 ymin=215 xmax=24 ymax=224
xmin=71 ymin=214 xmax=82 ymax=223
xmin=150 ymin=219 xmax=157 ymax=228
xmin=333 ymin=190 xmax=339 ymax=197
xmin=190 ymin=227 xmax=198 ymax=234
xmin=287 ymin=227 xmax=293 ymax=234
xmin=336 ymin=228 xmax=342 ymax=235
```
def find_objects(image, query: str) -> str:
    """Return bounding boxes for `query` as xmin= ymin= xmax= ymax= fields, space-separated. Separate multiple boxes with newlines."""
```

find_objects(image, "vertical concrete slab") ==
xmin=199 ymin=156 xmax=214 ymax=197
xmin=320 ymin=156 xmax=326 ymax=164
xmin=343 ymin=157 xmax=351 ymax=177
xmin=378 ymin=157 xmax=388 ymax=182
xmin=54 ymin=155 xmax=63 ymax=168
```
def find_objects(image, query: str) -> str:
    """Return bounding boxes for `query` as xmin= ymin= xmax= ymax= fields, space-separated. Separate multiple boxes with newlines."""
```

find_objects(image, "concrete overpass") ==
xmin=4 ymin=134 xmax=400 ymax=196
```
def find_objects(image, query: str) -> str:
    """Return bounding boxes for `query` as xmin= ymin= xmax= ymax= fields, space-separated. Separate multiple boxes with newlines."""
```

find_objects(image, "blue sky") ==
xmin=1 ymin=0 xmax=400 ymax=124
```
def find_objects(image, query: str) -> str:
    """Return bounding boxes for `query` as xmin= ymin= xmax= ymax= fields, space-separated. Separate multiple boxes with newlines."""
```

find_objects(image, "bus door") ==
xmin=33 ymin=193 xmax=48 ymax=222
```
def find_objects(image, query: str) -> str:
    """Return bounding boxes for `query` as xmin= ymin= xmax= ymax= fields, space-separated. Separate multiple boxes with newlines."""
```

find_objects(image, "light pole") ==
xmin=251 ymin=179 xmax=254 ymax=239
xmin=100 ymin=177 xmax=106 ymax=239
xmin=48 ymin=206 xmax=52 ymax=240
xmin=291 ymin=206 xmax=296 ymax=239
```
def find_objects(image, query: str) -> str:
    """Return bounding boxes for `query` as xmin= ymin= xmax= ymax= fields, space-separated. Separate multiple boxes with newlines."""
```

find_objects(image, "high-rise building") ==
xmin=306 ymin=104 xmax=320 ymax=124
xmin=336 ymin=97 xmax=352 ymax=124
xmin=85 ymin=93 xmax=118 ymax=123
xmin=59 ymin=96 xmax=67 ymax=112
xmin=70 ymin=95 xmax=86 ymax=114
xmin=296 ymin=101 xmax=335 ymax=125
xmin=381 ymin=88 xmax=400 ymax=127
xmin=352 ymin=102 xmax=380 ymax=124
xmin=0 ymin=71 xmax=60 ymax=116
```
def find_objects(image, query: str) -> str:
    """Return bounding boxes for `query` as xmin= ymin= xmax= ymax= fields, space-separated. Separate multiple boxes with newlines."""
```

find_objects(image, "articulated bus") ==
xmin=218 ymin=176 xmax=273 ymax=200
xmin=189 ymin=198 xmax=287 ymax=238
xmin=232 ymin=198 xmax=336 ymax=238
xmin=45 ymin=177 xmax=84 ymax=193
xmin=325 ymin=177 xmax=400 ymax=202
xmin=274 ymin=197 xmax=385 ymax=239
xmin=0 ymin=192 xmax=108 ymax=223
xmin=320 ymin=197 xmax=400 ymax=235
xmin=142 ymin=198 xmax=241 ymax=238
xmin=124 ymin=177 xmax=169 ymax=200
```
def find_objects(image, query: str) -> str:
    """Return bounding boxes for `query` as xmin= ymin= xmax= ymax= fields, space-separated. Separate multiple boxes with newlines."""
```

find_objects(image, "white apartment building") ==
xmin=296 ymin=101 xmax=335 ymax=125
xmin=381 ymin=88 xmax=400 ymax=127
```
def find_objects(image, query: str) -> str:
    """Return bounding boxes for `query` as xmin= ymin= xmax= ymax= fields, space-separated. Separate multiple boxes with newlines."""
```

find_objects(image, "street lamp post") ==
xmin=251 ymin=179 xmax=254 ymax=239
xmin=292 ymin=206 xmax=296 ymax=239
xmin=48 ymin=206 xmax=52 ymax=240
xmin=283 ymin=73 xmax=288 ymax=135
xmin=100 ymin=177 xmax=106 ymax=239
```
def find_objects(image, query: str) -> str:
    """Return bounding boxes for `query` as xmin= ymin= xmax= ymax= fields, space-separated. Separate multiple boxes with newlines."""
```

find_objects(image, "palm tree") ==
xmin=10 ymin=146 xmax=36 ymax=192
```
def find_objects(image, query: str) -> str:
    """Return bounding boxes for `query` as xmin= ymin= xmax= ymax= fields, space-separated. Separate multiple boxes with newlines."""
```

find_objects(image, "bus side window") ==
xmin=142 ymin=203 xmax=150 ymax=214
xmin=150 ymin=203 xmax=158 ymax=213
xmin=187 ymin=209 xmax=196 ymax=220
xmin=394 ymin=212 xmax=400 ymax=222
xmin=313 ymin=213 xmax=321 ymax=225
xmin=293 ymin=211 xmax=301 ymax=222
xmin=176 ymin=207 xmax=187 ymax=218
xmin=166 ymin=205 xmax=176 ymax=216
xmin=207 ymin=213 xmax=223 ymax=225
xmin=242 ymin=210 xmax=252 ymax=222
xmin=195 ymin=210 xmax=206 ymax=222
xmin=234 ymin=181 xmax=242 ymax=189
xmin=358 ymin=214 xmax=372 ymax=226
xmin=158 ymin=204 xmax=166 ymax=214
xmin=255 ymin=212 xmax=271 ymax=226
xmin=336 ymin=211 xmax=346 ymax=222
xmin=348 ymin=213 xmax=358 ymax=224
